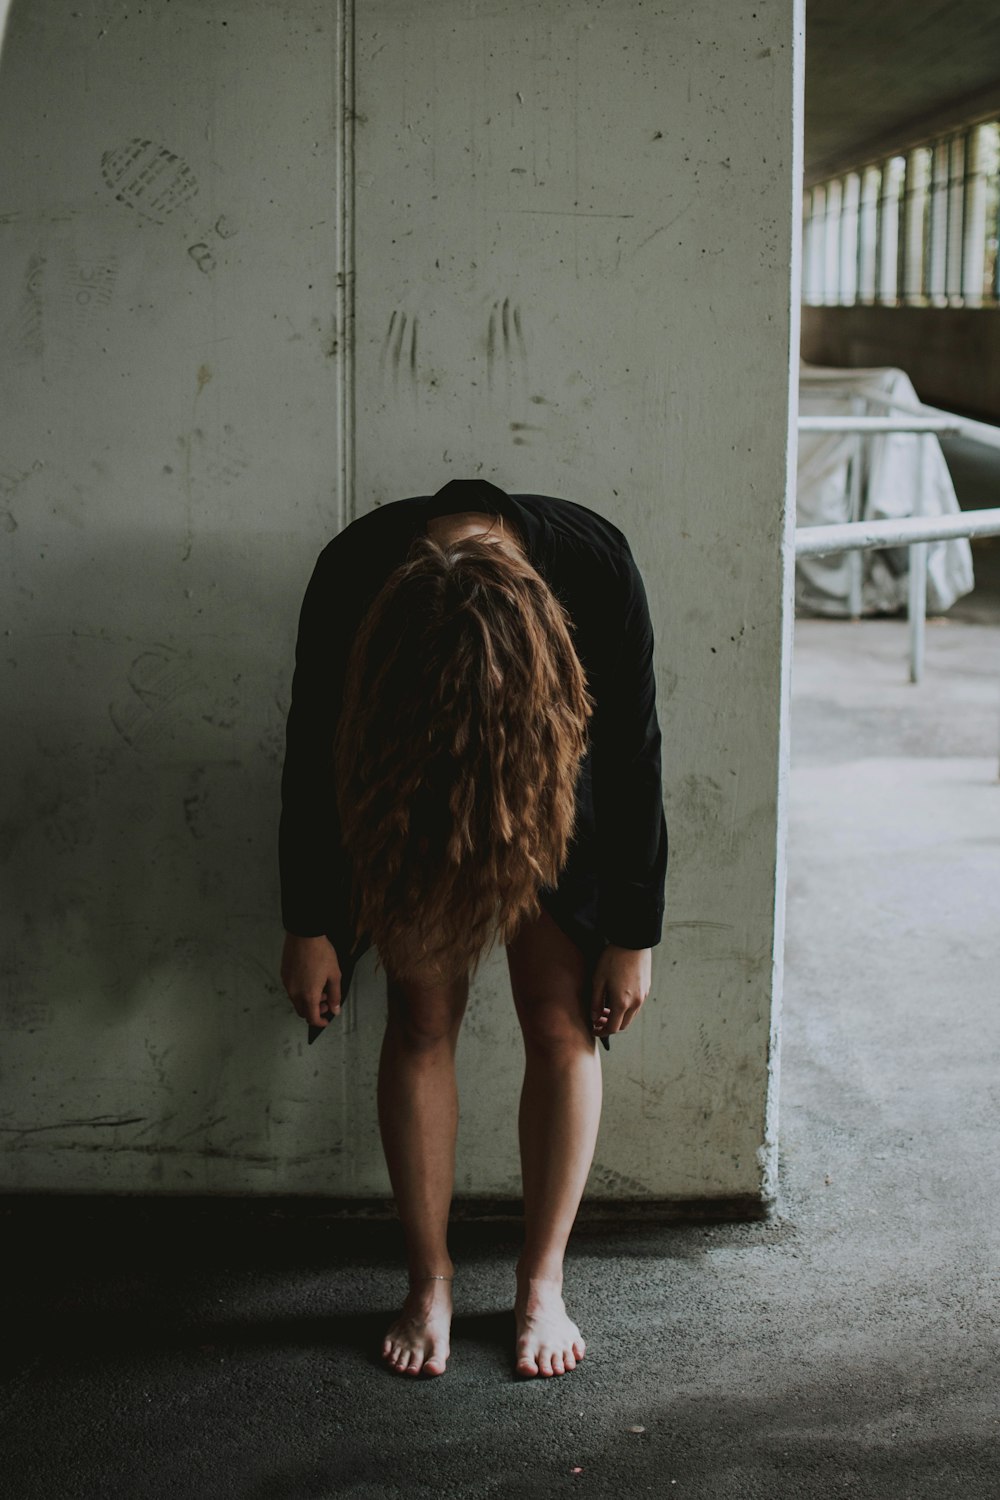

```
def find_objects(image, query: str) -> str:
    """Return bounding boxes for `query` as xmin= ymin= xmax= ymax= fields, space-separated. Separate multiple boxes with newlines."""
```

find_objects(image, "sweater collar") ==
xmin=414 ymin=479 xmax=548 ymax=577
xmin=423 ymin=478 xmax=511 ymax=519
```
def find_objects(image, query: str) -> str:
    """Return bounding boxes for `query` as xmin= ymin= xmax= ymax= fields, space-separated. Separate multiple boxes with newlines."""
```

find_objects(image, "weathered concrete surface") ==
xmin=4 ymin=609 xmax=998 ymax=1498
xmin=0 ymin=0 xmax=803 ymax=1206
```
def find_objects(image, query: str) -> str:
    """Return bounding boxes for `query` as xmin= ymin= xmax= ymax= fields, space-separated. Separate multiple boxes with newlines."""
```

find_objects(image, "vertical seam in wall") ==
xmin=336 ymin=0 xmax=357 ymax=529
xmin=334 ymin=0 xmax=358 ymax=1171
xmin=763 ymin=0 xmax=808 ymax=1212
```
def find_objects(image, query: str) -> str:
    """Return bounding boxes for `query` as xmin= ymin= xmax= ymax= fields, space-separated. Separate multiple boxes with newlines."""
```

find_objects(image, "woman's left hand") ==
xmin=591 ymin=944 xmax=652 ymax=1038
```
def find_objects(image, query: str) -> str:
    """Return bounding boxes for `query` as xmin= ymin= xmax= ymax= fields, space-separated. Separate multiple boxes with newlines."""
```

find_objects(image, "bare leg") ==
xmin=377 ymin=966 xmax=469 ymax=1377
xmin=506 ymin=906 xmax=602 ymax=1377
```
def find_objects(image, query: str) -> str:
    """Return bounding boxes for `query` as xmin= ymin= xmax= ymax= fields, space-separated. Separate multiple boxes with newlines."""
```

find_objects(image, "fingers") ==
xmin=321 ymin=983 xmax=342 ymax=1022
xmin=304 ymin=977 xmax=342 ymax=1029
xmin=591 ymin=971 xmax=610 ymax=1036
xmin=282 ymin=981 xmax=339 ymax=1027
xmin=595 ymin=995 xmax=644 ymax=1036
xmin=592 ymin=964 xmax=623 ymax=1037
xmin=591 ymin=988 xmax=611 ymax=1038
xmin=591 ymin=977 xmax=638 ymax=1038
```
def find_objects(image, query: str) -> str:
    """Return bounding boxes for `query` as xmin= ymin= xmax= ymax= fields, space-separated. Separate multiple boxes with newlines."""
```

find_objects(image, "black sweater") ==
xmin=279 ymin=478 xmax=668 ymax=976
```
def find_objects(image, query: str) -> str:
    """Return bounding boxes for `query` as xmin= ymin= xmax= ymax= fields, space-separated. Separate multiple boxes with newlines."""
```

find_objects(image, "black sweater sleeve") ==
xmin=591 ymin=538 xmax=668 ymax=949
xmin=278 ymin=535 xmax=355 ymax=940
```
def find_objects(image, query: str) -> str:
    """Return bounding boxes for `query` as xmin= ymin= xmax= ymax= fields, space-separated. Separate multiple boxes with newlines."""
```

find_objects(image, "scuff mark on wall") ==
xmin=486 ymin=296 xmax=528 ymax=394
xmin=66 ymin=255 xmax=119 ymax=326
xmin=629 ymin=195 xmax=696 ymax=260
xmin=5 ymin=249 xmax=120 ymax=375
xmin=182 ymin=765 xmax=208 ymax=839
xmin=187 ymin=216 xmax=239 ymax=276
xmin=0 ymin=458 xmax=45 ymax=532
xmin=100 ymin=138 xmax=198 ymax=224
xmin=9 ymin=251 xmax=46 ymax=362
xmin=0 ymin=1114 xmax=147 ymax=1136
xmin=144 ymin=1039 xmax=173 ymax=1088
xmin=380 ymin=308 xmax=418 ymax=394
xmin=108 ymin=645 xmax=199 ymax=752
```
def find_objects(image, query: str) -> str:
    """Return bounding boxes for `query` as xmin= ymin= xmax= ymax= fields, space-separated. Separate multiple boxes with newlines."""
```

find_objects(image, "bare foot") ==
xmin=381 ymin=1276 xmax=453 ymax=1377
xmin=514 ymin=1269 xmax=586 ymax=1378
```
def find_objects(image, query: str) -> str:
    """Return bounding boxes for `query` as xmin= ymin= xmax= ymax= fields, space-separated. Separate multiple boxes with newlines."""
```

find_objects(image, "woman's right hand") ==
xmin=280 ymin=933 xmax=343 ymax=1028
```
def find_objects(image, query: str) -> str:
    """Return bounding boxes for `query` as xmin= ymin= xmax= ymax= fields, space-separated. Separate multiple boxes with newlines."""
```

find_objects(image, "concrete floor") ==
xmin=3 ymin=497 xmax=1000 ymax=1497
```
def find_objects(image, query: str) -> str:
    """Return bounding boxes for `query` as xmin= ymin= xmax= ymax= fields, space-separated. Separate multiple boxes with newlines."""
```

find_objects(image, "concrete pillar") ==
xmin=839 ymin=171 xmax=860 ymax=305
xmin=878 ymin=156 xmax=904 ymax=304
xmin=823 ymin=177 xmax=843 ymax=303
xmin=1 ymin=0 xmax=803 ymax=1211
xmin=902 ymin=148 xmax=930 ymax=305
xmin=928 ymin=140 xmax=950 ymax=305
xmin=946 ymin=133 xmax=967 ymax=305
xmin=858 ymin=166 xmax=880 ymax=304
xmin=962 ymin=126 xmax=988 ymax=308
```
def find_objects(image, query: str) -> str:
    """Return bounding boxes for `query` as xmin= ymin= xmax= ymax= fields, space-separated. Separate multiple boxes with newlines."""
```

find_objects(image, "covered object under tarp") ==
xmin=797 ymin=361 xmax=974 ymax=616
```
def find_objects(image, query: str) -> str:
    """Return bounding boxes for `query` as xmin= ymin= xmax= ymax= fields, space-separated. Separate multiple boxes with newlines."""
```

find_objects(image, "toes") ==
xmin=537 ymin=1350 xmax=554 ymax=1377
xmin=572 ymin=1338 xmax=586 ymax=1361
xmin=516 ymin=1352 xmax=539 ymax=1377
xmin=423 ymin=1355 xmax=447 ymax=1377
xmin=563 ymin=1351 xmax=577 ymax=1372
xmin=408 ymin=1351 xmax=425 ymax=1376
xmin=551 ymin=1354 xmax=565 ymax=1375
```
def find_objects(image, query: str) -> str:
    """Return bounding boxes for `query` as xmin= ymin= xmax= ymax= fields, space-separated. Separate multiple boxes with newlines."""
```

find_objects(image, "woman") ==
xmin=279 ymin=477 xmax=667 ymax=1380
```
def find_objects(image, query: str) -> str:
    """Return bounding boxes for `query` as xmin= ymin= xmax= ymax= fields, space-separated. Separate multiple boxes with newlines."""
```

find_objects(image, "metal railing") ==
xmin=795 ymin=405 xmax=1000 ymax=682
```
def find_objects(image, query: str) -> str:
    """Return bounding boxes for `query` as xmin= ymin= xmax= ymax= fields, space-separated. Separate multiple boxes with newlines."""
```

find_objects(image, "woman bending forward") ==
xmin=279 ymin=479 xmax=668 ymax=1380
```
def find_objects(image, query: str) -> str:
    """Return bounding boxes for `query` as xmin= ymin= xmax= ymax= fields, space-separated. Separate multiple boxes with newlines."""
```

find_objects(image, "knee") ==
xmin=389 ymin=1008 xmax=463 ymax=1052
xmin=385 ymin=977 xmax=468 ymax=1052
xmin=516 ymin=992 xmax=591 ymax=1058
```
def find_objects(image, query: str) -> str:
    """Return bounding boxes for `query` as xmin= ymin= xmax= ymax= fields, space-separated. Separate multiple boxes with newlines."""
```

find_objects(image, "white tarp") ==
xmin=797 ymin=361 xmax=975 ymax=616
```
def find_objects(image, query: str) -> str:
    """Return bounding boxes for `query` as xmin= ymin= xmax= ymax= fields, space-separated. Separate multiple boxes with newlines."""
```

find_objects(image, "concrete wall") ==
xmin=1 ymin=0 xmax=802 ymax=1209
xmin=0 ymin=0 xmax=348 ymax=1192
xmin=802 ymin=305 xmax=1000 ymax=423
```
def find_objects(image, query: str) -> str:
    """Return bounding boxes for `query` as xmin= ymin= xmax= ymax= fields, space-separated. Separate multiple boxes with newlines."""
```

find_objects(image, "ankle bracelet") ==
xmin=411 ymin=1274 xmax=454 ymax=1281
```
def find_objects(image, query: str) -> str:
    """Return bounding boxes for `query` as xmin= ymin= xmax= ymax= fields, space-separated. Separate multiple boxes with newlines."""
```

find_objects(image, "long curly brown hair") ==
xmin=332 ymin=527 xmax=595 ymax=984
